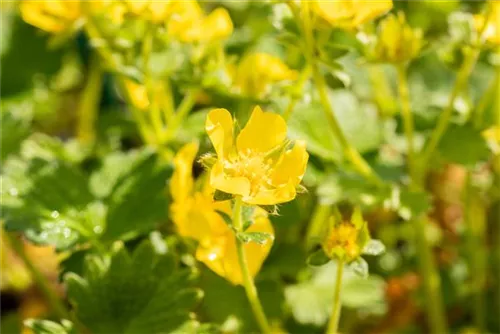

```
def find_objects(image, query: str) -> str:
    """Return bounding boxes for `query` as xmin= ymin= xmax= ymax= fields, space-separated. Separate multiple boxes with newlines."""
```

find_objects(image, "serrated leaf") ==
xmin=237 ymin=232 xmax=274 ymax=245
xmin=102 ymin=150 xmax=171 ymax=242
xmin=437 ymin=124 xmax=490 ymax=166
xmin=65 ymin=240 xmax=202 ymax=334
xmin=1 ymin=155 xmax=95 ymax=250
xmin=307 ymin=248 xmax=331 ymax=266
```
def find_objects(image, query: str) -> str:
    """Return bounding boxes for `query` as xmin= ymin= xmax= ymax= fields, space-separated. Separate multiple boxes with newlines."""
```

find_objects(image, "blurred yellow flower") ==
xmin=475 ymin=1 xmax=500 ymax=45
xmin=123 ymin=80 xmax=150 ymax=110
xmin=312 ymin=0 xmax=392 ymax=29
xmin=232 ymin=53 xmax=297 ymax=98
xmin=123 ymin=0 xmax=173 ymax=23
xmin=205 ymin=106 xmax=308 ymax=205
xmin=373 ymin=12 xmax=423 ymax=63
xmin=322 ymin=221 xmax=361 ymax=261
xmin=20 ymin=0 xmax=82 ymax=33
xmin=482 ymin=125 xmax=500 ymax=153
xmin=170 ymin=142 xmax=274 ymax=285
xmin=167 ymin=1 xmax=233 ymax=43
xmin=321 ymin=208 xmax=370 ymax=262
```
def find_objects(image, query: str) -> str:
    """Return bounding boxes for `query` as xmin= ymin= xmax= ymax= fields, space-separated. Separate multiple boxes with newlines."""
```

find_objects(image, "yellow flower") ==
xmin=170 ymin=143 xmax=274 ymax=285
xmin=321 ymin=208 xmax=371 ymax=262
xmin=232 ymin=53 xmax=297 ymax=98
xmin=167 ymin=1 xmax=233 ymax=43
xmin=123 ymin=0 xmax=173 ymax=23
xmin=482 ymin=125 xmax=500 ymax=153
xmin=123 ymin=80 xmax=150 ymax=110
xmin=205 ymin=106 xmax=308 ymax=205
xmin=20 ymin=0 xmax=82 ymax=33
xmin=372 ymin=12 xmax=423 ymax=63
xmin=322 ymin=221 xmax=361 ymax=261
xmin=312 ymin=0 xmax=392 ymax=29
xmin=475 ymin=1 xmax=500 ymax=45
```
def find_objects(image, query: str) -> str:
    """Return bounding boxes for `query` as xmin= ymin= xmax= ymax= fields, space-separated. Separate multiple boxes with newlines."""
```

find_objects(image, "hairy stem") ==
xmin=233 ymin=197 xmax=271 ymax=334
xmin=76 ymin=53 xmax=102 ymax=144
xmin=325 ymin=260 xmax=344 ymax=334
xmin=301 ymin=2 xmax=383 ymax=187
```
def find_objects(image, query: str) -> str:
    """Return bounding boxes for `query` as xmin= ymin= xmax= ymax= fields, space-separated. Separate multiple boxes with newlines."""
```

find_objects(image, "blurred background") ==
xmin=1 ymin=1 xmax=499 ymax=333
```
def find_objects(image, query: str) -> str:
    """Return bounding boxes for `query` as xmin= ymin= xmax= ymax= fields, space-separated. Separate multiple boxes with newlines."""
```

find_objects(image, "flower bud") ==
xmin=371 ymin=12 xmax=424 ymax=64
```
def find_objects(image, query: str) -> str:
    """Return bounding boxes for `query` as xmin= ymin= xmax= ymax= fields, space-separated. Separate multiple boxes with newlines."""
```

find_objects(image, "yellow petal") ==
xmin=258 ymin=53 xmax=298 ymax=82
xmin=352 ymin=0 xmax=392 ymax=26
xmin=20 ymin=0 xmax=80 ymax=33
xmin=210 ymin=161 xmax=251 ymax=197
xmin=312 ymin=1 xmax=354 ymax=25
xmin=196 ymin=208 xmax=274 ymax=285
xmin=170 ymin=142 xmax=199 ymax=202
xmin=206 ymin=108 xmax=235 ymax=159
xmin=196 ymin=235 xmax=228 ymax=279
xmin=243 ymin=181 xmax=297 ymax=205
xmin=271 ymin=140 xmax=309 ymax=186
xmin=123 ymin=79 xmax=149 ymax=110
xmin=149 ymin=2 xmax=174 ymax=23
xmin=201 ymin=7 xmax=233 ymax=41
xmin=167 ymin=0 xmax=203 ymax=41
xmin=236 ymin=106 xmax=287 ymax=154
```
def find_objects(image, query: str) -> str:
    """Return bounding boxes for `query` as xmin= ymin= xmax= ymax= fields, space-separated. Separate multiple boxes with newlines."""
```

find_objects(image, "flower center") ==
xmin=226 ymin=149 xmax=273 ymax=194
xmin=322 ymin=223 xmax=360 ymax=260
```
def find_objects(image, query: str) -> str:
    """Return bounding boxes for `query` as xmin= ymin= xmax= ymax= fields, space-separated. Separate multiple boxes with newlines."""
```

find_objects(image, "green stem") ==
xmin=283 ymin=66 xmax=312 ymax=122
xmin=77 ymin=53 xmax=102 ymax=144
xmin=83 ymin=10 xmax=155 ymax=145
xmin=5 ymin=232 xmax=69 ymax=320
xmin=396 ymin=64 xmax=417 ymax=184
xmin=325 ymin=260 xmax=344 ymax=334
xmin=233 ymin=197 xmax=271 ymax=334
xmin=162 ymin=89 xmax=198 ymax=142
xmin=300 ymin=2 xmax=383 ymax=187
xmin=414 ymin=216 xmax=448 ymax=334
xmin=368 ymin=65 xmax=397 ymax=118
xmin=420 ymin=47 xmax=480 ymax=170
xmin=142 ymin=26 xmax=164 ymax=143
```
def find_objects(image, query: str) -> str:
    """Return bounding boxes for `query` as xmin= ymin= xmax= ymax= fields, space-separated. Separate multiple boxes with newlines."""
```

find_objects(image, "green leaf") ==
xmin=1 ymin=16 xmax=64 ymax=96
xmin=237 ymin=232 xmax=274 ymax=245
xmin=437 ymin=124 xmax=490 ymax=166
xmin=289 ymin=90 xmax=382 ymax=162
xmin=2 ymin=155 xmax=96 ymax=250
xmin=24 ymin=319 xmax=75 ymax=334
xmin=0 ymin=111 xmax=30 ymax=162
xmin=324 ymin=70 xmax=351 ymax=89
xmin=101 ymin=150 xmax=171 ymax=242
xmin=286 ymin=262 xmax=386 ymax=325
xmin=65 ymin=241 xmax=202 ymax=334
xmin=307 ymin=248 xmax=331 ymax=267
xmin=341 ymin=275 xmax=386 ymax=311
xmin=241 ymin=205 xmax=255 ymax=231
xmin=213 ymin=189 xmax=233 ymax=202
xmin=320 ymin=43 xmax=351 ymax=61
